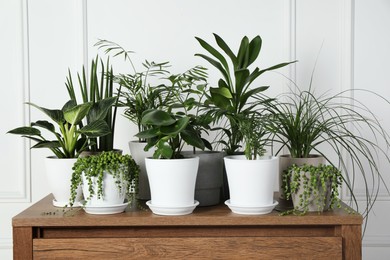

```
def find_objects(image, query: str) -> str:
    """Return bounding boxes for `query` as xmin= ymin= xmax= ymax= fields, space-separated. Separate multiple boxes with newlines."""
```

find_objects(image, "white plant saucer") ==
xmin=225 ymin=200 xmax=279 ymax=215
xmin=83 ymin=201 xmax=129 ymax=215
xmin=146 ymin=200 xmax=199 ymax=216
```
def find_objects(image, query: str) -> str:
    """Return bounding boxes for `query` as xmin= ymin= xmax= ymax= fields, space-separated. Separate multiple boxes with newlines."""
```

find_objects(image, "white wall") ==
xmin=0 ymin=0 xmax=389 ymax=259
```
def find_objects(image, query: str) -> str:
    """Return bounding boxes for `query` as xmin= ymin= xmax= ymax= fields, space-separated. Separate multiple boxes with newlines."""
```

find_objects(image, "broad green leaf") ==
xmin=31 ymin=120 xmax=55 ymax=133
xmin=7 ymin=126 xmax=41 ymax=136
xmin=210 ymin=85 xmax=232 ymax=99
xmin=78 ymin=119 xmax=110 ymax=137
xmin=194 ymin=54 xmax=230 ymax=85
xmin=62 ymin=100 xmax=77 ymax=112
xmin=209 ymin=91 xmax=231 ymax=110
xmin=237 ymin=36 xmax=249 ymax=69
xmin=31 ymin=140 xmax=61 ymax=149
xmin=247 ymin=36 xmax=262 ymax=66
xmin=195 ymin=37 xmax=230 ymax=74
xmin=135 ymin=128 xmax=159 ymax=139
xmin=181 ymin=128 xmax=205 ymax=150
xmin=26 ymin=102 xmax=64 ymax=124
xmin=213 ymin=33 xmax=237 ymax=67
xmin=155 ymin=139 xmax=173 ymax=159
xmin=64 ymin=102 xmax=92 ymax=125
xmin=160 ymin=117 xmax=189 ymax=136
xmin=141 ymin=110 xmax=175 ymax=126
xmin=235 ymin=69 xmax=250 ymax=97
xmin=87 ymin=96 xmax=117 ymax=122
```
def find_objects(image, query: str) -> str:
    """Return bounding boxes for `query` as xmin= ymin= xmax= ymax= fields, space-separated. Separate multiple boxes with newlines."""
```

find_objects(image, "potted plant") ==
xmin=136 ymin=106 xmax=206 ymax=215
xmin=224 ymin=113 xmax=278 ymax=215
xmin=7 ymin=100 xmax=112 ymax=207
xmin=281 ymin=163 xmax=343 ymax=215
xmin=94 ymin=40 xmax=175 ymax=200
xmin=267 ymin=81 xmax=390 ymax=217
xmin=69 ymin=151 xmax=139 ymax=214
xmin=195 ymin=34 xmax=295 ymax=199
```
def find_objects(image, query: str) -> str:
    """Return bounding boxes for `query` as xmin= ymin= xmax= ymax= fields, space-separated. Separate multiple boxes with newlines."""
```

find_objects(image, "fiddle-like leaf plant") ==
xmin=7 ymin=100 xmax=111 ymax=158
xmin=195 ymin=33 xmax=296 ymax=154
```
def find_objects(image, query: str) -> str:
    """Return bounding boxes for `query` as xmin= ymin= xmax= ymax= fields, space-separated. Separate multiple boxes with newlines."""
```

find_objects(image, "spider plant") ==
xmin=195 ymin=33 xmax=295 ymax=155
xmin=267 ymin=79 xmax=390 ymax=218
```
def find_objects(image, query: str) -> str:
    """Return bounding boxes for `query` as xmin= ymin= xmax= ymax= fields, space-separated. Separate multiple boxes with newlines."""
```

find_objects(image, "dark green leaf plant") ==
xmin=7 ymin=100 xmax=111 ymax=158
xmin=195 ymin=33 xmax=296 ymax=155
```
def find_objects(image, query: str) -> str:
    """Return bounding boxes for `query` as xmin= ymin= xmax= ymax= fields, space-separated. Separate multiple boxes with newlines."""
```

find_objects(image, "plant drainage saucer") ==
xmin=83 ymin=201 xmax=129 ymax=215
xmin=146 ymin=200 xmax=199 ymax=216
xmin=225 ymin=200 xmax=278 ymax=215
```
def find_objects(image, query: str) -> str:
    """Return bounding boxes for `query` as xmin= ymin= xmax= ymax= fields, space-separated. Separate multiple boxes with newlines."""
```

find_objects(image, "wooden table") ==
xmin=13 ymin=194 xmax=362 ymax=259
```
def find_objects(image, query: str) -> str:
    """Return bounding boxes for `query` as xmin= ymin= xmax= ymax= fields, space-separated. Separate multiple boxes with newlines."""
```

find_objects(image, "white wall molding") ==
xmin=0 ymin=0 xmax=31 ymax=203
xmin=363 ymin=235 xmax=390 ymax=247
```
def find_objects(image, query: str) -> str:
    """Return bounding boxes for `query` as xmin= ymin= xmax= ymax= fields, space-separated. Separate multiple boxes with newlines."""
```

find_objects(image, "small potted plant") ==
xmin=267 ymin=80 xmax=390 ymax=216
xmin=7 ymin=100 xmax=112 ymax=207
xmin=69 ymin=150 xmax=139 ymax=214
xmin=224 ymin=113 xmax=278 ymax=215
xmin=281 ymin=164 xmax=343 ymax=215
xmin=136 ymin=107 xmax=205 ymax=215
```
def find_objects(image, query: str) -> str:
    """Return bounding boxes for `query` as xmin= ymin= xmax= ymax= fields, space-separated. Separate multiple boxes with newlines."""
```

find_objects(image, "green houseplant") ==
xmin=7 ymin=100 xmax=112 ymax=206
xmin=69 ymin=151 xmax=139 ymax=214
xmin=223 ymin=113 xmax=279 ymax=214
xmin=282 ymin=164 xmax=343 ymax=215
xmin=195 ymin=33 xmax=295 ymax=155
xmin=267 ymin=81 xmax=390 ymax=218
xmin=94 ymin=39 xmax=177 ymax=200
xmin=66 ymin=56 xmax=119 ymax=152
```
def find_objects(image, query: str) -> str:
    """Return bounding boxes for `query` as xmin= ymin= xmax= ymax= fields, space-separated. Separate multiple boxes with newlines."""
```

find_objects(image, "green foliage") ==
xmin=195 ymin=33 xmax=295 ymax=154
xmin=69 ymin=151 xmax=139 ymax=206
xmin=281 ymin=164 xmax=342 ymax=215
xmin=237 ymin=113 xmax=268 ymax=160
xmin=267 ymin=81 xmax=390 ymax=218
xmin=65 ymin=55 xmax=119 ymax=152
xmin=7 ymin=100 xmax=110 ymax=158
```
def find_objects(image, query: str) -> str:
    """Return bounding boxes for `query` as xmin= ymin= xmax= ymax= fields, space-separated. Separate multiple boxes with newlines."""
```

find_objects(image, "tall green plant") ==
xmin=195 ymin=33 xmax=295 ymax=154
xmin=7 ymin=100 xmax=111 ymax=158
xmin=65 ymin=56 xmax=119 ymax=151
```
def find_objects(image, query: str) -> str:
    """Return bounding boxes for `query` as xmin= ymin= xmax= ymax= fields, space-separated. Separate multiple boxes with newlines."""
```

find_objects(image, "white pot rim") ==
xmin=46 ymin=156 xmax=77 ymax=160
xmin=224 ymin=155 xmax=278 ymax=161
xmin=145 ymin=156 xmax=199 ymax=161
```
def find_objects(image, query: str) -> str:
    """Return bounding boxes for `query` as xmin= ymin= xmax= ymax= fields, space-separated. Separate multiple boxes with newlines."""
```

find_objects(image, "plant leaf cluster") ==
xmin=7 ymin=100 xmax=111 ymax=158
xmin=195 ymin=33 xmax=295 ymax=154
xmin=65 ymin=55 xmax=119 ymax=152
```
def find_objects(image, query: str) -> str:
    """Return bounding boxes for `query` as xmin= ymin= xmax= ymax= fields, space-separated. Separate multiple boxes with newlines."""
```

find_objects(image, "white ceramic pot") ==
xmin=128 ymin=141 xmax=155 ymax=200
xmin=45 ymin=157 xmax=82 ymax=207
xmin=145 ymin=157 xmax=199 ymax=215
xmin=224 ymin=155 xmax=278 ymax=207
xmin=82 ymin=170 xmax=127 ymax=207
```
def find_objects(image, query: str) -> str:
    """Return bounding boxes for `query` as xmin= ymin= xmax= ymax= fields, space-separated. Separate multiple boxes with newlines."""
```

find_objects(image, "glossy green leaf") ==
xmin=141 ymin=110 xmax=176 ymax=126
xmin=213 ymin=33 xmax=237 ymax=67
xmin=210 ymin=85 xmax=232 ymax=99
xmin=135 ymin=128 xmax=159 ymax=139
xmin=195 ymin=37 xmax=230 ymax=74
xmin=78 ymin=119 xmax=110 ymax=137
xmin=26 ymin=102 xmax=64 ymax=124
xmin=235 ymin=69 xmax=250 ymax=97
xmin=62 ymin=100 xmax=77 ymax=112
xmin=31 ymin=140 xmax=61 ymax=149
xmin=160 ymin=117 xmax=189 ymax=136
xmin=87 ymin=97 xmax=117 ymax=122
xmin=7 ymin=126 xmax=41 ymax=136
xmin=247 ymin=36 xmax=262 ymax=66
xmin=194 ymin=54 xmax=230 ymax=84
xmin=63 ymin=102 xmax=92 ymax=125
xmin=31 ymin=120 xmax=55 ymax=133
xmin=237 ymin=36 xmax=249 ymax=69
xmin=181 ymin=128 xmax=205 ymax=150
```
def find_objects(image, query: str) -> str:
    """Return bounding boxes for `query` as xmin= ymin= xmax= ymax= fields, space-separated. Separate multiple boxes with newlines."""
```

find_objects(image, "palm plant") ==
xmin=195 ymin=33 xmax=295 ymax=154
xmin=266 ymin=80 xmax=390 ymax=218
